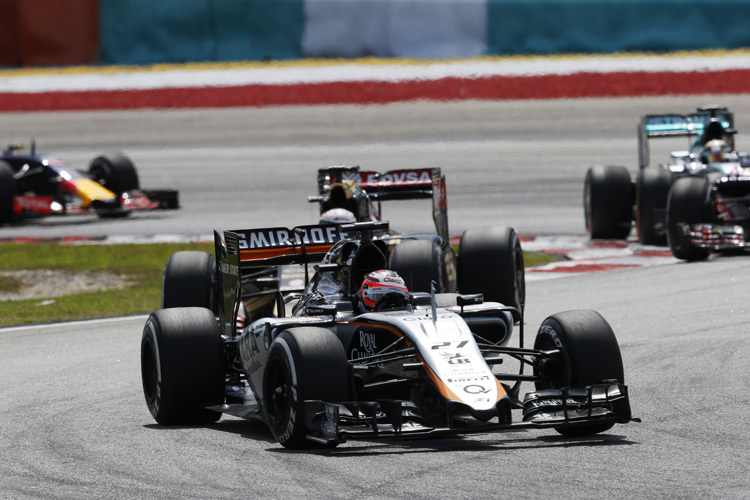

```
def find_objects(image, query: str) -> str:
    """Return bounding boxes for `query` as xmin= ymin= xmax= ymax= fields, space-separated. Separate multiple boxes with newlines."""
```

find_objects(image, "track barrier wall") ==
xmin=0 ymin=0 xmax=749 ymax=67
xmin=98 ymin=0 xmax=305 ymax=65
xmin=486 ymin=0 xmax=750 ymax=56
xmin=0 ymin=0 xmax=98 ymax=66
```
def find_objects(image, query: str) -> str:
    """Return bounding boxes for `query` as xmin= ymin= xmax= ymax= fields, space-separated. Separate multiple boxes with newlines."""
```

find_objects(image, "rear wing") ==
xmin=213 ymin=222 xmax=388 ymax=336
xmin=638 ymin=106 xmax=735 ymax=169
xmin=308 ymin=165 xmax=449 ymax=242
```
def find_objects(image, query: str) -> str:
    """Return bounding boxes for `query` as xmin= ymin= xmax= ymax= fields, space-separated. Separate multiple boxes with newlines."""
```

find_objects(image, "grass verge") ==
xmin=0 ymin=242 xmax=213 ymax=327
xmin=0 ymin=242 xmax=556 ymax=328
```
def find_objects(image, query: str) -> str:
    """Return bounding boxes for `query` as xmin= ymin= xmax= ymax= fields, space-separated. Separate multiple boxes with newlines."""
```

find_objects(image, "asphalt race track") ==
xmin=5 ymin=95 xmax=750 ymax=240
xmin=2 ymin=97 xmax=750 ymax=499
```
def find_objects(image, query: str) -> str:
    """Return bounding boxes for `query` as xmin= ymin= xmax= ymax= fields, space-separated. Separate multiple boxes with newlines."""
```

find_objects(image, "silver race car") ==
xmin=141 ymin=222 xmax=637 ymax=448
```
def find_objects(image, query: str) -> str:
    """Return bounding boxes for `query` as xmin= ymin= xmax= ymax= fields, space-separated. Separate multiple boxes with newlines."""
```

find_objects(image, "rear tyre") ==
xmin=388 ymin=239 xmax=444 ymax=293
xmin=534 ymin=310 xmax=624 ymax=436
xmin=666 ymin=177 xmax=711 ymax=261
xmin=584 ymin=165 xmax=634 ymax=239
xmin=141 ymin=308 xmax=224 ymax=425
xmin=636 ymin=167 xmax=673 ymax=246
xmin=0 ymin=161 xmax=16 ymax=224
xmin=162 ymin=251 xmax=216 ymax=312
xmin=88 ymin=152 xmax=140 ymax=195
xmin=263 ymin=327 xmax=351 ymax=449
xmin=458 ymin=226 xmax=525 ymax=316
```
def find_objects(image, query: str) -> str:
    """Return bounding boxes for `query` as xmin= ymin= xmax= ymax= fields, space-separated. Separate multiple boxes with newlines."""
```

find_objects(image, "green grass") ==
xmin=524 ymin=251 xmax=556 ymax=268
xmin=0 ymin=242 xmax=557 ymax=327
xmin=0 ymin=242 xmax=213 ymax=327
xmin=0 ymin=275 xmax=23 ymax=294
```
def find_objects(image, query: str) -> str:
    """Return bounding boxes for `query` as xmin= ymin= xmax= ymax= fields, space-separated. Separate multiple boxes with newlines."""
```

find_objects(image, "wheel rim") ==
xmin=141 ymin=339 xmax=157 ymax=404
xmin=266 ymin=360 xmax=290 ymax=426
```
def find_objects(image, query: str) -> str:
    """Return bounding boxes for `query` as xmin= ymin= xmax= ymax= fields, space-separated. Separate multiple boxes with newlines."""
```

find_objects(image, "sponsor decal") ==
xmin=345 ymin=169 xmax=432 ymax=187
xmin=528 ymin=397 xmax=581 ymax=408
xmin=431 ymin=340 xmax=469 ymax=350
xmin=383 ymin=275 xmax=404 ymax=285
xmin=237 ymin=225 xmax=344 ymax=250
xmin=13 ymin=196 xmax=53 ymax=215
xmin=220 ymin=262 xmax=239 ymax=276
xmin=279 ymin=388 xmax=297 ymax=443
xmin=539 ymin=325 xmax=564 ymax=348
xmin=442 ymin=352 xmax=471 ymax=365
xmin=447 ymin=375 xmax=492 ymax=383
xmin=463 ymin=384 xmax=492 ymax=394
xmin=351 ymin=330 xmax=378 ymax=359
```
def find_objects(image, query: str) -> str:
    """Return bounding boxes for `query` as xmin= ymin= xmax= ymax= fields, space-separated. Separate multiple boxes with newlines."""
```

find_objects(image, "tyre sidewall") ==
xmin=388 ymin=238 xmax=444 ymax=293
xmin=667 ymin=176 xmax=711 ymax=261
xmin=0 ymin=161 xmax=16 ymax=224
xmin=262 ymin=328 xmax=351 ymax=448
xmin=162 ymin=251 xmax=216 ymax=311
xmin=585 ymin=165 xmax=633 ymax=239
xmin=88 ymin=152 xmax=140 ymax=195
xmin=533 ymin=310 xmax=624 ymax=436
xmin=458 ymin=226 xmax=525 ymax=314
xmin=141 ymin=308 xmax=224 ymax=425
xmin=533 ymin=310 xmax=623 ymax=390
xmin=637 ymin=167 xmax=672 ymax=245
xmin=264 ymin=335 xmax=304 ymax=446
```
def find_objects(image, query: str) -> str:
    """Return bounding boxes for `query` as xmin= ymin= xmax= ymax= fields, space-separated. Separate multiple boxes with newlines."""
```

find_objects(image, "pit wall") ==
xmin=1 ymin=0 xmax=749 ymax=67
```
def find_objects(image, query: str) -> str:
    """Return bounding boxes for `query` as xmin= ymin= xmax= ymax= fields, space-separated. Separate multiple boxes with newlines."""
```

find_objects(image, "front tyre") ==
xmin=533 ymin=310 xmax=624 ymax=436
xmin=666 ymin=177 xmax=711 ymax=261
xmin=88 ymin=152 xmax=140 ymax=196
xmin=141 ymin=308 xmax=224 ymax=425
xmin=263 ymin=327 xmax=351 ymax=448
xmin=458 ymin=226 xmax=525 ymax=316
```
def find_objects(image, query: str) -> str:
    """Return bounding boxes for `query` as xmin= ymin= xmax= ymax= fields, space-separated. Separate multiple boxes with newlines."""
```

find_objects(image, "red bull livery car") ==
xmin=0 ymin=142 xmax=178 ymax=224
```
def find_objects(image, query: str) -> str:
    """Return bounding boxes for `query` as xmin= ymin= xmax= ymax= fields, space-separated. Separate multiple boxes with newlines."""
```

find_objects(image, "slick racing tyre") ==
xmin=636 ymin=167 xmax=673 ymax=246
xmin=388 ymin=238 xmax=445 ymax=293
xmin=162 ymin=251 xmax=217 ymax=312
xmin=666 ymin=177 xmax=711 ymax=261
xmin=0 ymin=161 xmax=15 ymax=224
xmin=141 ymin=308 xmax=224 ymax=425
xmin=263 ymin=327 xmax=351 ymax=449
xmin=533 ymin=310 xmax=624 ymax=436
xmin=458 ymin=226 xmax=525 ymax=317
xmin=88 ymin=152 xmax=140 ymax=195
xmin=584 ymin=165 xmax=634 ymax=240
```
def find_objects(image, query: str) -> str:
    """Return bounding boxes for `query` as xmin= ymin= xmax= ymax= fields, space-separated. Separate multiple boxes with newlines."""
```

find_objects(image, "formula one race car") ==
xmin=0 ymin=142 xmax=178 ymax=224
xmin=307 ymin=165 xmax=524 ymax=314
xmin=141 ymin=221 xmax=637 ymax=449
xmin=584 ymin=105 xmax=749 ymax=255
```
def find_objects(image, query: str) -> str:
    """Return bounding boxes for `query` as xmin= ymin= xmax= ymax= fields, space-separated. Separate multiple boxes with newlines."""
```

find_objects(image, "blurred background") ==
xmin=1 ymin=0 xmax=749 ymax=68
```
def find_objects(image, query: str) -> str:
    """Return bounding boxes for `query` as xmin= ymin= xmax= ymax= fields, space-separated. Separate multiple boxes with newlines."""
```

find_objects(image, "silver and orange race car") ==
xmin=0 ymin=142 xmax=178 ymax=224
xmin=142 ymin=221 xmax=637 ymax=449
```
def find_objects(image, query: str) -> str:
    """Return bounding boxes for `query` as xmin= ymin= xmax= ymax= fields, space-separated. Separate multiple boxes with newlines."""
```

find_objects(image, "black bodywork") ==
xmin=0 ymin=142 xmax=178 ymax=224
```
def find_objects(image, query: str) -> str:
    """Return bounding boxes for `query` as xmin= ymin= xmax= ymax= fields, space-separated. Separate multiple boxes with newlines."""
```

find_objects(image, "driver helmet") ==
xmin=701 ymin=119 xmax=725 ymax=144
xmin=358 ymin=270 xmax=410 ymax=311
xmin=704 ymin=139 xmax=728 ymax=163
xmin=320 ymin=208 xmax=356 ymax=225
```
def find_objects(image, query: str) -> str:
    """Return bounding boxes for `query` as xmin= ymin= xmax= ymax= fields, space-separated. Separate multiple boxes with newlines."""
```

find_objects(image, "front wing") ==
xmin=302 ymin=382 xmax=637 ymax=445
